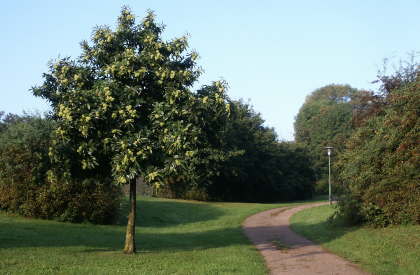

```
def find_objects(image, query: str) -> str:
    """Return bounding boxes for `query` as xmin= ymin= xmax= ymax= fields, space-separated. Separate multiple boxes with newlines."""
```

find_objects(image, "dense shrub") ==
xmin=0 ymin=115 xmax=122 ymax=224
xmin=331 ymin=191 xmax=364 ymax=225
xmin=335 ymin=69 xmax=420 ymax=226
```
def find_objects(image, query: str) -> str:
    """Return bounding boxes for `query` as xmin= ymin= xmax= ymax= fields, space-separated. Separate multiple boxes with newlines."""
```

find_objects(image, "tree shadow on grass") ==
xmin=0 ymin=214 xmax=357 ymax=254
xmin=0 ymin=200 xmax=354 ymax=254
xmin=0 ymin=218 xmax=248 ymax=252
xmin=0 ymin=197 xmax=232 ymax=253
xmin=116 ymin=197 xmax=224 ymax=227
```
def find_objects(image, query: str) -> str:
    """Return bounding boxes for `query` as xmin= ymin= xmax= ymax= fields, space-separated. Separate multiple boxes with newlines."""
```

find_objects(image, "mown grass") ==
xmin=290 ymin=205 xmax=420 ymax=275
xmin=0 ymin=196 xmax=309 ymax=275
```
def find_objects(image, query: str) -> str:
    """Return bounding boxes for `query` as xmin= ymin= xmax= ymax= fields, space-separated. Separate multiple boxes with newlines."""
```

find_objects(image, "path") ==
xmin=242 ymin=202 xmax=370 ymax=275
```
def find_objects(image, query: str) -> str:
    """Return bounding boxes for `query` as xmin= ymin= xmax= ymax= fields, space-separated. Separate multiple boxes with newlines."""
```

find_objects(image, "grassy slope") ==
xmin=290 ymin=205 xmax=420 ymax=275
xmin=0 ymin=196 xmax=305 ymax=275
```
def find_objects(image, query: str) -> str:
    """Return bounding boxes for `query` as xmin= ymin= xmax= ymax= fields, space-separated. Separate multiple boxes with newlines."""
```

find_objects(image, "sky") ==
xmin=1 ymin=0 xmax=419 ymax=140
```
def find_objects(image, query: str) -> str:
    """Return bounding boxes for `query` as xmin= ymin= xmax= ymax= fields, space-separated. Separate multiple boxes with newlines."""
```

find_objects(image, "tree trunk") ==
xmin=123 ymin=179 xmax=136 ymax=254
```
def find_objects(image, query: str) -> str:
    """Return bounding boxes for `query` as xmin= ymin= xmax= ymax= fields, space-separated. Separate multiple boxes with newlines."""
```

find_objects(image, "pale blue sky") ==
xmin=1 ymin=0 xmax=419 ymax=140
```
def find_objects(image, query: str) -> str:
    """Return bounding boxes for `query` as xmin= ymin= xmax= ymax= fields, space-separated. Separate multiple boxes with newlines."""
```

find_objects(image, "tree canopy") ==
xmin=294 ymin=84 xmax=360 ymax=184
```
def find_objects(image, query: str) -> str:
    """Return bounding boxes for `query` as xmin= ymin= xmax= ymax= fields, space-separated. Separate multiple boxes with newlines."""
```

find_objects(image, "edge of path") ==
xmin=242 ymin=202 xmax=370 ymax=275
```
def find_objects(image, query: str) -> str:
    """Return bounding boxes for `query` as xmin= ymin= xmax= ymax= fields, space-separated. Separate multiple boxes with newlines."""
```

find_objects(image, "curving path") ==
xmin=242 ymin=202 xmax=370 ymax=275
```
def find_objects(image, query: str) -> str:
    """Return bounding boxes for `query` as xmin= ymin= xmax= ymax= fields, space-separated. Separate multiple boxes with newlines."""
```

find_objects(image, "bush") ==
xmin=153 ymin=183 xmax=210 ymax=201
xmin=335 ymin=65 xmax=419 ymax=226
xmin=37 ymin=177 xmax=121 ymax=224
xmin=330 ymin=192 xmax=364 ymax=225
xmin=0 ymin=115 xmax=122 ymax=224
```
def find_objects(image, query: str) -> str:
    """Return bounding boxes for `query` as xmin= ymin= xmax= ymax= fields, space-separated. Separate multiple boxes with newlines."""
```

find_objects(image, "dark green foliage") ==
xmin=208 ymin=100 xmax=288 ymax=202
xmin=332 ymin=192 xmax=364 ymax=225
xmin=0 ymin=111 xmax=3 ymax=131
xmin=336 ymin=66 xmax=420 ymax=226
xmin=0 ymin=112 xmax=37 ymax=132
xmin=160 ymin=100 xmax=316 ymax=202
xmin=0 ymin=115 xmax=121 ymax=224
xmin=294 ymin=84 xmax=360 ymax=188
xmin=0 ymin=115 xmax=54 ymax=200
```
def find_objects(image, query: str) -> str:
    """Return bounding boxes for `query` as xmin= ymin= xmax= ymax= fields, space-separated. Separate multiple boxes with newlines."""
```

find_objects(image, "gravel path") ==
xmin=242 ymin=202 xmax=370 ymax=275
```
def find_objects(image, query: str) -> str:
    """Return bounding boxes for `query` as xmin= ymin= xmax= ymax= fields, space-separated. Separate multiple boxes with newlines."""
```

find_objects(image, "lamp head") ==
xmin=324 ymin=146 xmax=333 ymax=156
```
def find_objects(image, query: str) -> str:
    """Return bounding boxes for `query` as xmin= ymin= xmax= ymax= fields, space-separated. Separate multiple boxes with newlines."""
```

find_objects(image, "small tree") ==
xmin=32 ymin=7 xmax=230 ymax=254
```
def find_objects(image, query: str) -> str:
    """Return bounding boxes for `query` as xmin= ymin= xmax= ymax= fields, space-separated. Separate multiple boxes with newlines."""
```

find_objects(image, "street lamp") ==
xmin=324 ymin=146 xmax=333 ymax=205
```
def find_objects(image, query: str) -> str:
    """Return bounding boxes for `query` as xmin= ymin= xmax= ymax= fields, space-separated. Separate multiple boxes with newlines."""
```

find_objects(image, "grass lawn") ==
xmin=290 ymin=205 xmax=420 ymax=275
xmin=0 ymin=196 xmax=309 ymax=275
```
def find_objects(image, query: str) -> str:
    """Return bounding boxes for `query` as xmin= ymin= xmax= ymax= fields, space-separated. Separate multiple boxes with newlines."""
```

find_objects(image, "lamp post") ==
xmin=325 ymin=146 xmax=333 ymax=205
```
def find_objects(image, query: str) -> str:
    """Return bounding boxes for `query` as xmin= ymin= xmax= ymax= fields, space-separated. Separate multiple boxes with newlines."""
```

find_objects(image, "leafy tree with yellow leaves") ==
xmin=32 ymin=7 xmax=231 ymax=254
